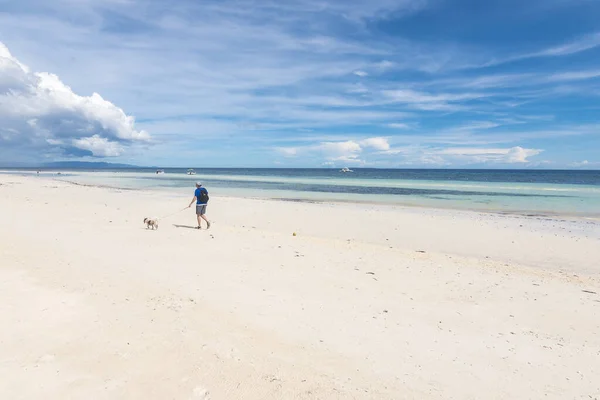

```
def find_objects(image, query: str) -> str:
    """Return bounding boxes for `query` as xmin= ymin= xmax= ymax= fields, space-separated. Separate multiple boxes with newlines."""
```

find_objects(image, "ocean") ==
xmin=4 ymin=168 xmax=600 ymax=217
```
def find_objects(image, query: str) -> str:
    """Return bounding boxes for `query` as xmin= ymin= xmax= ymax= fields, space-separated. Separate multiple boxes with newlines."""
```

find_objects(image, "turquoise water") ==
xmin=4 ymin=168 xmax=600 ymax=217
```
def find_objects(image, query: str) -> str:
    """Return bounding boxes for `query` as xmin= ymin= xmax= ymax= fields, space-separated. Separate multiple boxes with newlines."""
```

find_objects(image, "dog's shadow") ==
xmin=173 ymin=224 xmax=198 ymax=229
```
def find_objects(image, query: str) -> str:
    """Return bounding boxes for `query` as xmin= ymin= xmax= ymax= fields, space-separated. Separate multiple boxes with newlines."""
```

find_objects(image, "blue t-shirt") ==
xmin=195 ymin=187 xmax=208 ymax=204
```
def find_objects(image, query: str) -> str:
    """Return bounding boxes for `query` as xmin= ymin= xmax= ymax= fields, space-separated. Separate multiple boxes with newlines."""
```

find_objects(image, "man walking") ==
xmin=188 ymin=182 xmax=211 ymax=229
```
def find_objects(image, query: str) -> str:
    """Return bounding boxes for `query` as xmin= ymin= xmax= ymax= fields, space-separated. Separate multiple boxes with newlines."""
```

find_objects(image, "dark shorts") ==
xmin=196 ymin=204 xmax=207 ymax=215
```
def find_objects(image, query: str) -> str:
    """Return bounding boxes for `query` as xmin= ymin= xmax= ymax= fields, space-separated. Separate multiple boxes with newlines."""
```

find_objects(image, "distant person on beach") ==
xmin=188 ymin=182 xmax=211 ymax=229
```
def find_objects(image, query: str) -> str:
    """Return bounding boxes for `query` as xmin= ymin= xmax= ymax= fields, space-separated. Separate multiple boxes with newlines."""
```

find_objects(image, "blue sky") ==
xmin=0 ymin=0 xmax=599 ymax=168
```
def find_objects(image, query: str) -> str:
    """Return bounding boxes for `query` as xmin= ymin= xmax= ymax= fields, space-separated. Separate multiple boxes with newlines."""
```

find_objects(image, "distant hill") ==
xmin=43 ymin=161 xmax=144 ymax=169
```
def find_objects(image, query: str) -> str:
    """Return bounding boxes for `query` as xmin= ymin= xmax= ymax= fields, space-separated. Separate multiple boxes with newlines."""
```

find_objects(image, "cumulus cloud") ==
xmin=274 ymin=136 xmax=542 ymax=166
xmin=317 ymin=137 xmax=390 ymax=157
xmin=360 ymin=137 xmax=390 ymax=151
xmin=72 ymin=135 xmax=125 ymax=157
xmin=0 ymin=42 xmax=148 ymax=161
xmin=317 ymin=140 xmax=362 ymax=159
xmin=275 ymin=137 xmax=391 ymax=165
xmin=505 ymin=146 xmax=542 ymax=163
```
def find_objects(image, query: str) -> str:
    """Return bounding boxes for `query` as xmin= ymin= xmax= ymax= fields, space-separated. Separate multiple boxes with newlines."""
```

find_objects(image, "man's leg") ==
xmin=201 ymin=214 xmax=211 ymax=229
xmin=196 ymin=213 xmax=202 ymax=228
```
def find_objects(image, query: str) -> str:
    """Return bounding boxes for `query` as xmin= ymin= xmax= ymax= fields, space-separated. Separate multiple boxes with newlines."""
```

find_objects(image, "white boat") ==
xmin=186 ymin=169 xmax=196 ymax=175
xmin=155 ymin=169 xmax=165 ymax=174
xmin=340 ymin=167 xmax=354 ymax=173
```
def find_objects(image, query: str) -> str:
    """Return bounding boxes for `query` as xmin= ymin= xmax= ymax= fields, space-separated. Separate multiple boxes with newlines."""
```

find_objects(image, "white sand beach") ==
xmin=1 ymin=174 xmax=599 ymax=399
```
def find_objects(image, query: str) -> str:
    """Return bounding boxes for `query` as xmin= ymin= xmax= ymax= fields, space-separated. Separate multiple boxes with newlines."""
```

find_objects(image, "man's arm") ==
xmin=188 ymin=196 xmax=197 ymax=208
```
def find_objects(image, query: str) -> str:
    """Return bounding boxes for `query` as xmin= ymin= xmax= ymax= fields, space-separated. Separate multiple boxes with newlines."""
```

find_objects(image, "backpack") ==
xmin=199 ymin=188 xmax=209 ymax=204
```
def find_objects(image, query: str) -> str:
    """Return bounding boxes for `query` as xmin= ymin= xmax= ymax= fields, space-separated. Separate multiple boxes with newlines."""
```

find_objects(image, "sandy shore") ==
xmin=1 ymin=174 xmax=599 ymax=399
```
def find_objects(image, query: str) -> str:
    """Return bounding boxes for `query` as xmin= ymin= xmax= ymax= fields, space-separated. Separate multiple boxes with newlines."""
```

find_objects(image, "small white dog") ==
xmin=143 ymin=217 xmax=159 ymax=230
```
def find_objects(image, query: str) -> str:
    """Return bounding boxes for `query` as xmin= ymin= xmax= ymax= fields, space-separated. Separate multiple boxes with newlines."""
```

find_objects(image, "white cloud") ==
xmin=387 ymin=123 xmax=410 ymax=129
xmin=360 ymin=137 xmax=390 ymax=151
xmin=375 ymin=60 xmax=395 ymax=70
xmin=426 ymin=69 xmax=600 ymax=94
xmin=330 ymin=155 xmax=364 ymax=164
xmin=276 ymin=147 xmax=298 ymax=157
xmin=72 ymin=135 xmax=125 ymax=157
xmin=0 ymin=41 xmax=148 ymax=160
xmin=382 ymin=89 xmax=483 ymax=103
xmin=505 ymin=146 xmax=543 ymax=163
xmin=273 ymin=136 xmax=391 ymax=165
xmin=317 ymin=140 xmax=362 ymax=158
xmin=569 ymin=160 xmax=600 ymax=168
xmin=381 ymin=146 xmax=414 ymax=155
xmin=1 ymin=1 xmax=595 ymax=167
xmin=437 ymin=146 xmax=542 ymax=163
xmin=548 ymin=70 xmax=600 ymax=82
xmin=379 ymin=145 xmax=543 ymax=166
xmin=536 ymin=32 xmax=600 ymax=57
xmin=0 ymin=0 xmax=485 ymax=151
xmin=346 ymin=83 xmax=370 ymax=94
xmin=381 ymin=89 xmax=484 ymax=111
xmin=274 ymin=137 xmax=543 ymax=166
xmin=451 ymin=121 xmax=501 ymax=131
xmin=313 ymin=140 xmax=365 ymax=165
xmin=480 ymin=32 xmax=600 ymax=68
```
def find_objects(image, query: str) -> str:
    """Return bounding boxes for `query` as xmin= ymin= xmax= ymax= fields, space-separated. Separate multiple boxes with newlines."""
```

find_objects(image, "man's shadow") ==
xmin=173 ymin=224 xmax=197 ymax=229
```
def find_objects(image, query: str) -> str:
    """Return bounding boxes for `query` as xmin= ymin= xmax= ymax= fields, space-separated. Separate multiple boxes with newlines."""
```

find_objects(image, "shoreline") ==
xmin=52 ymin=176 xmax=600 ymax=221
xmin=3 ymin=170 xmax=600 ymax=221
xmin=2 ymin=169 xmax=600 ymax=220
